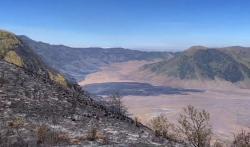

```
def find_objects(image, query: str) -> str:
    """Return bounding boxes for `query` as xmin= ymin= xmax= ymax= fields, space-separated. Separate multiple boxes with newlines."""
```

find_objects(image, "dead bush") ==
xmin=85 ymin=120 xmax=109 ymax=144
xmin=149 ymin=114 xmax=177 ymax=141
xmin=6 ymin=117 xmax=28 ymax=146
xmin=70 ymin=139 xmax=81 ymax=145
xmin=100 ymin=135 xmax=109 ymax=145
xmin=178 ymin=105 xmax=212 ymax=147
xmin=96 ymin=131 xmax=109 ymax=144
xmin=36 ymin=124 xmax=70 ymax=145
xmin=232 ymin=130 xmax=250 ymax=147
xmin=134 ymin=116 xmax=140 ymax=127
xmin=0 ymin=71 xmax=8 ymax=87
xmin=8 ymin=117 xmax=25 ymax=129
xmin=36 ymin=124 xmax=49 ymax=144
xmin=86 ymin=129 xmax=109 ymax=144
xmin=86 ymin=127 xmax=98 ymax=141
xmin=8 ymin=117 xmax=25 ymax=141
xmin=109 ymin=92 xmax=128 ymax=116
xmin=213 ymin=140 xmax=224 ymax=147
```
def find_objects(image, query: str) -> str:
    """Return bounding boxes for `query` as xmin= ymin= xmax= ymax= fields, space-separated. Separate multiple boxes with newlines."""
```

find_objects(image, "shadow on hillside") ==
xmin=82 ymin=82 xmax=204 ymax=96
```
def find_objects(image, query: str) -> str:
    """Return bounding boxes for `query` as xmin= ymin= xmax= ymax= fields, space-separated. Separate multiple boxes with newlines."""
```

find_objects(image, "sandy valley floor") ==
xmin=80 ymin=60 xmax=250 ymax=141
xmin=123 ymin=89 xmax=250 ymax=141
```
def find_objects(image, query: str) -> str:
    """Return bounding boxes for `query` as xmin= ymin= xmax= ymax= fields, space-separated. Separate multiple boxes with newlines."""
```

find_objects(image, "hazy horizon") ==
xmin=1 ymin=0 xmax=250 ymax=51
xmin=11 ymin=33 xmax=250 ymax=52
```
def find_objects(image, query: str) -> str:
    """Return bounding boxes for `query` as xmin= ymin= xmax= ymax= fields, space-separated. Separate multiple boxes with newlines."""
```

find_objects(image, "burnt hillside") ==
xmin=0 ymin=30 xmax=182 ymax=146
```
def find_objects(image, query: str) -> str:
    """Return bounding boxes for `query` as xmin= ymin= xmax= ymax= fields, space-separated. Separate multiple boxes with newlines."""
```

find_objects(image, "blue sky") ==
xmin=1 ymin=0 xmax=250 ymax=51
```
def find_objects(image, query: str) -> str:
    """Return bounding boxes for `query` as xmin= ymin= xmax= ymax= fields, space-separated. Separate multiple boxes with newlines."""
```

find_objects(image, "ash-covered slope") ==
xmin=0 ymin=60 xmax=163 ymax=146
xmin=0 ymin=30 xmax=181 ymax=146
xmin=143 ymin=47 xmax=250 ymax=83
xmin=19 ymin=36 xmax=173 ymax=81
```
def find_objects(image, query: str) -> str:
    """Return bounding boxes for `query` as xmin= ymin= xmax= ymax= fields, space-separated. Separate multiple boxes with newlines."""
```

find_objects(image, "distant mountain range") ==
xmin=3 ymin=30 xmax=250 ymax=84
xmin=19 ymin=36 xmax=173 ymax=81
xmin=143 ymin=46 xmax=250 ymax=83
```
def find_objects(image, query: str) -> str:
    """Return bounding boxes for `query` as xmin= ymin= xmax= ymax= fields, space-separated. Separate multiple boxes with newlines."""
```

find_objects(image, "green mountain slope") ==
xmin=143 ymin=47 xmax=250 ymax=83
xmin=221 ymin=46 xmax=250 ymax=68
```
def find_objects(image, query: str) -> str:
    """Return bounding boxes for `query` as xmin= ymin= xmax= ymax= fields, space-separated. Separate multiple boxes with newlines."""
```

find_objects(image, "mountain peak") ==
xmin=185 ymin=46 xmax=208 ymax=55
xmin=188 ymin=45 xmax=208 ymax=50
xmin=143 ymin=48 xmax=250 ymax=83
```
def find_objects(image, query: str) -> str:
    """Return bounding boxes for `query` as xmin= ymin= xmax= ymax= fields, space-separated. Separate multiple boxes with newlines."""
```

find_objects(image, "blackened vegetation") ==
xmin=107 ymin=92 xmax=129 ymax=117
xmin=83 ymin=82 xmax=203 ymax=97
xmin=0 ymin=60 xmax=179 ymax=146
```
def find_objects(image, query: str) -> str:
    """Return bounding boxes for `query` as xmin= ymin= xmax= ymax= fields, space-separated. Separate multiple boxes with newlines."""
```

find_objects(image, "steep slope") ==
xmin=0 ymin=30 xmax=69 ymax=87
xmin=19 ymin=36 xmax=173 ymax=81
xmin=221 ymin=46 xmax=250 ymax=68
xmin=0 ymin=30 xmax=181 ymax=146
xmin=143 ymin=47 xmax=250 ymax=83
xmin=0 ymin=60 xmax=167 ymax=146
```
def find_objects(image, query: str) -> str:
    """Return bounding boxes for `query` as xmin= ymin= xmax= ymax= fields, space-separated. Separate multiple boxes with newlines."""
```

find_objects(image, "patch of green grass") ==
xmin=49 ymin=72 xmax=68 ymax=87
xmin=0 ymin=31 xmax=21 ymax=57
xmin=4 ymin=51 xmax=24 ymax=67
